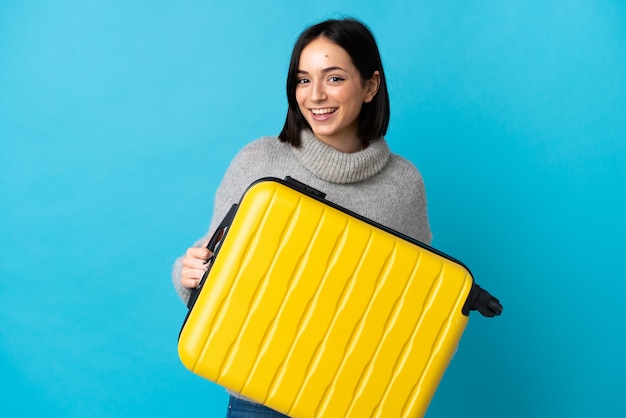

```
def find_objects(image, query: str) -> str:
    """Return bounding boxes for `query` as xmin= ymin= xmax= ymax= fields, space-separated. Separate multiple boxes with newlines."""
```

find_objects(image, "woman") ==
xmin=173 ymin=18 xmax=432 ymax=417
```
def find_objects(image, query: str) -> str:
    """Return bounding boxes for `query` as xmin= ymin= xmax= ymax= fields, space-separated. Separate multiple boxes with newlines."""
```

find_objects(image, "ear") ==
xmin=363 ymin=71 xmax=381 ymax=103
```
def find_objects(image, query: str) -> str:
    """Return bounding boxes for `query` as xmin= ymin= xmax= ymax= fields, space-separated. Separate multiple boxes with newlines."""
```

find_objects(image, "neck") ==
xmin=316 ymin=134 xmax=363 ymax=153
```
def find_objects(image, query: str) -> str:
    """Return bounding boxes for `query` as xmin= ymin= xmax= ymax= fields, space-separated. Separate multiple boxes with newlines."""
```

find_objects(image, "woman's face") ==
xmin=295 ymin=36 xmax=379 ymax=152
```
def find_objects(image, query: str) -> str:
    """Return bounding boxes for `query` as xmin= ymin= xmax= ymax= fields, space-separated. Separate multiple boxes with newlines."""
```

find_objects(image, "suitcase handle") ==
xmin=284 ymin=176 xmax=327 ymax=199
xmin=466 ymin=284 xmax=503 ymax=317
xmin=186 ymin=203 xmax=239 ymax=310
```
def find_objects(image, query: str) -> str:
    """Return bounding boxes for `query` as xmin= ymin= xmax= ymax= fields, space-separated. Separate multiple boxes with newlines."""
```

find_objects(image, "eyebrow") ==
xmin=297 ymin=66 xmax=348 ymax=74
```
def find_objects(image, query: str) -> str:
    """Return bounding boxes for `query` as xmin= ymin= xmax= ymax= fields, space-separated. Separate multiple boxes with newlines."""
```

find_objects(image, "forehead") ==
xmin=298 ymin=36 xmax=354 ymax=69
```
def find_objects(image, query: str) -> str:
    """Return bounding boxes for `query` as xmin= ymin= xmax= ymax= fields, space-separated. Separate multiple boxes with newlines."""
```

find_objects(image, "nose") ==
xmin=311 ymin=80 xmax=327 ymax=102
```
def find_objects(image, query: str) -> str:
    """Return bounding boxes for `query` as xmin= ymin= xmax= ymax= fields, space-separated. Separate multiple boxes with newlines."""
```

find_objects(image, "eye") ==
xmin=328 ymin=76 xmax=344 ymax=83
xmin=297 ymin=78 xmax=309 ymax=84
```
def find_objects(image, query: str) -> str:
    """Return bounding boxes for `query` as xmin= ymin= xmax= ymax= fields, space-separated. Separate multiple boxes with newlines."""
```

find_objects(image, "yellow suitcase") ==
xmin=178 ymin=177 xmax=502 ymax=417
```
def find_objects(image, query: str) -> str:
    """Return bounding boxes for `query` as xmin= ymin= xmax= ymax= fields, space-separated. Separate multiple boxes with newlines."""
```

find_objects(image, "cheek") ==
xmin=295 ymin=93 xmax=309 ymax=117
xmin=338 ymin=86 xmax=361 ymax=107
xmin=295 ymin=88 xmax=305 ymax=106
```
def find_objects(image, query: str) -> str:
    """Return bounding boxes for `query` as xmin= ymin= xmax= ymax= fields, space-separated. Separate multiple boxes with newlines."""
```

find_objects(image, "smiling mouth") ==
xmin=311 ymin=108 xmax=337 ymax=115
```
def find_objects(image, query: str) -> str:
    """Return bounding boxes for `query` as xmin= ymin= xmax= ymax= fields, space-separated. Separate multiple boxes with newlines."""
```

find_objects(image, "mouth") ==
xmin=309 ymin=107 xmax=338 ymax=122
xmin=310 ymin=107 xmax=337 ymax=116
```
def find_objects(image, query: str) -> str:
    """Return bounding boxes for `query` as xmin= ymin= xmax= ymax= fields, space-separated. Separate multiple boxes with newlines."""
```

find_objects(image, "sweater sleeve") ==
xmin=171 ymin=254 xmax=191 ymax=303
xmin=399 ymin=157 xmax=432 ymax=245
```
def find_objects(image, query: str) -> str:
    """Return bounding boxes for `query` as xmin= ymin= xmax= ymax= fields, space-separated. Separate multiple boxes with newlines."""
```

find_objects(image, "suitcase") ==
xmin=178 ymin=176 xmax=502 ymax=417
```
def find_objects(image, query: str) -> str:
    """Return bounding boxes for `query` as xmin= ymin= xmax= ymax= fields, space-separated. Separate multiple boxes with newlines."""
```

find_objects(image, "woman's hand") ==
xmin=180 ymin=246 xmax=213 ymax=289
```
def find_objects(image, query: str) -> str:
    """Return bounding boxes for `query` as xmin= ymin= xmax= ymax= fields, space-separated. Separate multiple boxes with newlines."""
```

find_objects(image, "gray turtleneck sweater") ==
xmin=172 ymin=130 xmax=432 ymax=303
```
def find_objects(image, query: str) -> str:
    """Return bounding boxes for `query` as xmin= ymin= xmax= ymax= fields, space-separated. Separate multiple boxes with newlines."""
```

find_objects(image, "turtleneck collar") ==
xmin=291 ymin=130 xmax=391 ymax=184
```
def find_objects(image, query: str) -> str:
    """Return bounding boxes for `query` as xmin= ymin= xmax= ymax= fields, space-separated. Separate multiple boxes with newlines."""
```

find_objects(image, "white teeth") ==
xmin=311 ymin=108 xmax=335 ymax=115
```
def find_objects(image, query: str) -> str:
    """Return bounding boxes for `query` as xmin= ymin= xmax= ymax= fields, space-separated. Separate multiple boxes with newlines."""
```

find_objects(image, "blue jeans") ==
xmin=225 ymin=396 xmax=290 ymax=418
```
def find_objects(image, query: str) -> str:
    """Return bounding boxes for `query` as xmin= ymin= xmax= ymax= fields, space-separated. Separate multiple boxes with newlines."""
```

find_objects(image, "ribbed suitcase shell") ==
xmin=179 ymin=178 xmax=473 ymax=417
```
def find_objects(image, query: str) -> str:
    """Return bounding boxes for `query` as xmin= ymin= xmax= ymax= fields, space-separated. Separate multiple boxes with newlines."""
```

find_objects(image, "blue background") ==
xmin=1 ymin=1 xmax=625 ymax=417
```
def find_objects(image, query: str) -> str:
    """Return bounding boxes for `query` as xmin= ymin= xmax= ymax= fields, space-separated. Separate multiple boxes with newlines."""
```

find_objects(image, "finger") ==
xmin=181 ymin=267 xmax=206 ymax=288
xmin=181 ymin=264 xmax=207 ymax=279
xmin=186 ymin=246 xmax=212 ymax=260
xmin=181 ymin=275 xmax=203 ymax=289
xmin=182 ymin=254 xmax=214 ymax=271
